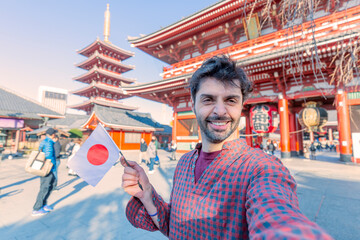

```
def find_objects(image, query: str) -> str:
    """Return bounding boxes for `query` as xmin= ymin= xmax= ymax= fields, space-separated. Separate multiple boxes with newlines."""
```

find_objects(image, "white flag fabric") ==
xmin=67 ymin=124 xmax=120 ymax=186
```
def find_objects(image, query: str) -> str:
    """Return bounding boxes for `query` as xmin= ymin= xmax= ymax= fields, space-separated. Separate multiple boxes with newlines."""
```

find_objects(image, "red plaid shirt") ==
xmin=126 ymin=139 xmax=332 ymax=239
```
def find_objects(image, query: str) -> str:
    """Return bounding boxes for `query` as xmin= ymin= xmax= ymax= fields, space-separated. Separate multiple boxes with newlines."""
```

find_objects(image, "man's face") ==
xmin=192 ymin=77 xmax=243 ymax=144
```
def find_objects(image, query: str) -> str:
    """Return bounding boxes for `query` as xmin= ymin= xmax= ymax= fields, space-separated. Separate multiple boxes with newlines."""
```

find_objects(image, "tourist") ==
xmin=310 ymin=142 xmax=317 ymax=160
xmin=139 ymin=138 xmax=148 ymax=165
xmin=53 ymin=135 xmax=61 ymax=189
xmin=65 ymin=139 xmax=75 ymax=157
xmin=146 ymin=136 xmax=157 ymax=174
xmin=67 ymin=138 xmax=82 ymax=176
xmin=169 ymin=140 xmax=177 ymax=161
xmin=268 ymin=140 xmax=275 ymax=155
xmin=120 ymin=56 xmax=331 ymax=239
xmin=32 ymin=128 xmax=57 ymax=216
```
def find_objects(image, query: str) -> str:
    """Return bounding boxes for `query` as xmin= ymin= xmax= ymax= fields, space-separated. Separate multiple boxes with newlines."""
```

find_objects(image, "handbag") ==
xmin=25 ymin=151 xmax=53 ymax=177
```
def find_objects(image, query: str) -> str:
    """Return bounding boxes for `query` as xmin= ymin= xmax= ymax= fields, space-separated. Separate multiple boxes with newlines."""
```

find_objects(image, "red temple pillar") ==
xmin=289 ymin=110 xmax=298 ymax=157
xmin=336 ymin=89 xmax=352 ymax=162
xmin=172 ymin=112 xmax=177 ymax=142
xmin=295 ymin=114 xmax=304 ymax=156
xmin=245 ymin=114 xmax=253 ymax=147
xmin=278 ymin=95 xmax=291 ymax=158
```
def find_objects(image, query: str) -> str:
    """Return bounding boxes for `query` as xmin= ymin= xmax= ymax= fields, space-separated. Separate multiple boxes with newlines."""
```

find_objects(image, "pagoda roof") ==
xmin=68 ymin=97 xmax=138 ymax=112
xmin=76 ymin=51 xmax=135 ymax=73
xmin=0 ymin=85 xmax=63 ymax=120
xmin=78 ymin=39 xmax=135 ymax=60
xmin=82 ymin=105 xmax=163 ymax=132
xmin=73 ymin=66 xmax=136 ymax=84
xmin=70 ymin=81 xmax=128 ymax=99
xmin=123 ymin=74 xmax=189 ymax=94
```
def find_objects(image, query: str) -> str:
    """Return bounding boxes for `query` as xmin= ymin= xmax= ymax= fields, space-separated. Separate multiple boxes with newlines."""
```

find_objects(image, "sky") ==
xmin=0 ymin=0 xmax=218 ymax=125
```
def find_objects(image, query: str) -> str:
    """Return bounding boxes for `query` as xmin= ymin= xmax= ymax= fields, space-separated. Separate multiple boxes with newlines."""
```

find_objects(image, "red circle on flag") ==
xmin=87 ymin=144 xmax=109 ymax=166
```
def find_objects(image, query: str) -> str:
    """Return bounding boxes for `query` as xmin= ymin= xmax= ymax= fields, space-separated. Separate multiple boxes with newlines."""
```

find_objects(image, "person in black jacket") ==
xmin=139 ymin=138 xmax=148 ymax=165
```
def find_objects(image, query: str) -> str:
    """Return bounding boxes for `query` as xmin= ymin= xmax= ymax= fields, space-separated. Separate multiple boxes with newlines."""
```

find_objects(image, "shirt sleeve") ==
xmin=245 ymin=156 xmax=333 ymax=240
xmin=125 ymin=187 xmax=171 ymax=236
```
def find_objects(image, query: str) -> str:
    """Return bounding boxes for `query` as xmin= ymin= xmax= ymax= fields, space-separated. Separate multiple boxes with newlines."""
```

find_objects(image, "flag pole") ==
xmin=119 ymin=151 xmax=144 ymax=191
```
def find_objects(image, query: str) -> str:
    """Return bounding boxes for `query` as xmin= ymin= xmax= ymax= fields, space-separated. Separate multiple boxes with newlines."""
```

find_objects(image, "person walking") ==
xmin=67 ymin=138 xmax=82 ymax=176
xmin=169 ymin=140 xmax=177 ymax=161
xmin=268 ymin=140 xmax=275 ymax=155
xmin=139 ymin=138 xmax=148 ymax=165
xmin=53 ymin=135 xmax=61 ymax=189
xmin=120 ymin=56 xmax=332 ymax=239
xmin=65 ymin=139 xmax=75 ymax=157
xmin=310 ymin=142 xmax=317 ymax=160
xmin=146 ymin=137 xmax=157 ymax=174
xmin=154 ymin=137 xmax=160 ymax=165
xmin=32 ymin=128 xmax=58 ymax=216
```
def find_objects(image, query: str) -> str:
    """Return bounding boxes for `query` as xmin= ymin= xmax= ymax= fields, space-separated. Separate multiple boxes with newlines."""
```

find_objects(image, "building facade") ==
xmin=122 ymin=0 xmax=360 ymax=162
xmin=38 ymin=86 xmax=68 ymax=115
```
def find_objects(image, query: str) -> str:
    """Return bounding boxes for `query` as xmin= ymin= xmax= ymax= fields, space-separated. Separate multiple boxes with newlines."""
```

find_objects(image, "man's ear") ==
xmin=191 ymin=97 xmax=195 ymax=113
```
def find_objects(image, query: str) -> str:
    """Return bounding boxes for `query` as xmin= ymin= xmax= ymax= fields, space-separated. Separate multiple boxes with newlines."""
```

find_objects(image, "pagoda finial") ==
xmin=104 ymin=4 xmax=110 ymax=42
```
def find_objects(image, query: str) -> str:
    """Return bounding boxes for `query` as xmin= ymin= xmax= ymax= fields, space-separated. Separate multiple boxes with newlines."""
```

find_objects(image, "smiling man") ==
xmin=121 ymin=56 xmax=332 ymax=239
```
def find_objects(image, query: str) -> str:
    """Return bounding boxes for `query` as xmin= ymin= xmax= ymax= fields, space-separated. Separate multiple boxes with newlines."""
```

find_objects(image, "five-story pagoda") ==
xmin=70 ymin=4 xmax=137 ymax=114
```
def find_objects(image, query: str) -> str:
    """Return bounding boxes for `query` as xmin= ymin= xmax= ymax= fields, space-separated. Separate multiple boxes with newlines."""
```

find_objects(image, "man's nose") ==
xmin=213 ymin=101 xmax=227 ymax=116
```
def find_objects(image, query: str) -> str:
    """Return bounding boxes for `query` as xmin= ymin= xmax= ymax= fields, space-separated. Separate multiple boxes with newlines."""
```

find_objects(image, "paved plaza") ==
xmin=1 ymin=150 xmax=359 ymax=240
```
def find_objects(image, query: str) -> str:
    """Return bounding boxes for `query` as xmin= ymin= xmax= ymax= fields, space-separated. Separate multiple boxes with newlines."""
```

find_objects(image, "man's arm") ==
xmin=121 ymin=158 xmax=171 ymax=236
xmin=245 ymin=157 xmax=333 ymax=239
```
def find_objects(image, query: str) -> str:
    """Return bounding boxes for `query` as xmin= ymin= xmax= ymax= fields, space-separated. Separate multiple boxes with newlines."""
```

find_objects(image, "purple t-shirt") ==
xmin=194 ymin=149 xmax=222 ymax=183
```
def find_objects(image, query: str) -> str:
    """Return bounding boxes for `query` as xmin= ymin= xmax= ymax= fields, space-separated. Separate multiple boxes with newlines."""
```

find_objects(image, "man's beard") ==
xmin=197 ymin=115 xmax=240 ymax=143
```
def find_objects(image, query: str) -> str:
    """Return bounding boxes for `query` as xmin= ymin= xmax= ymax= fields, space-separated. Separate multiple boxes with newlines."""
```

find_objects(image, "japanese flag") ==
xmin=67 ymin=124 xmax=120 ymax=186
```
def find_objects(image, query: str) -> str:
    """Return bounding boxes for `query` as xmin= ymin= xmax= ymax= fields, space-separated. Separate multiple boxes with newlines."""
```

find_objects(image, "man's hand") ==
xmin=120 ymin=156 xmax=152 ymax=200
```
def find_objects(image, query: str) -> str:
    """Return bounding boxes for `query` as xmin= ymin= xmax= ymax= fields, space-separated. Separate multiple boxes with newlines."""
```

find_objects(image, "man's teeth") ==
xmin=212 ymin=122 xmax=226 ymax=126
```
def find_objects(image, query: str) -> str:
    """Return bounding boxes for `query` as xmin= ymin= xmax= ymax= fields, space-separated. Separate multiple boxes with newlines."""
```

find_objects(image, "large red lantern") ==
xmin=250 ymin=104 xmax=278 ymax=134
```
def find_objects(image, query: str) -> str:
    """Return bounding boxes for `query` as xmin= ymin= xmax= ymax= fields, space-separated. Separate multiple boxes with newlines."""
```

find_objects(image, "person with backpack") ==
xmin=139 ymin=138 xmax=148 ymax=165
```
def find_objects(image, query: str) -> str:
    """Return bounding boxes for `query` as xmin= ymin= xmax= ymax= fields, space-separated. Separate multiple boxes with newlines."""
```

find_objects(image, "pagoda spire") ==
xmin=104 ymin=4 xmax=110 ymax=42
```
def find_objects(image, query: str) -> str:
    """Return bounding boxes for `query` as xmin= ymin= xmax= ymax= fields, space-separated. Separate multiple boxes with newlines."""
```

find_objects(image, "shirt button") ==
xmin=191 ymin=179 xmax=194 ymax=183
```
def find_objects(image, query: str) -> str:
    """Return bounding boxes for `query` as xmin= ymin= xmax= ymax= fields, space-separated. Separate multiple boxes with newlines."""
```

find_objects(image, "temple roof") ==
xmin=76 ymin=51 xmax=135 ymax=73
xmin=0 ymin=86 xmax=63 ymax=120
xmin=82 ymin=105 xmax=163 ymax=131
xmin=78 ymin=39 xmax=134 ymax=60
xmin=73 ymin=66 xmax=136 ymax=84
xmin=128 ymin=0 xmax=230 ymax=45
xmin=46 ymin=114 xmax=89 ymax=130
xmin=68 ymin=97 xmax=137 ymax=111
xmin=70 ymin=81 xmax=128 ymax=99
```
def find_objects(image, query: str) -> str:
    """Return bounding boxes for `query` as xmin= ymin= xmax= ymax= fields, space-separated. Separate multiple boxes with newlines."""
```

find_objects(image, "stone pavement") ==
xmin=0 ymin=149 xmax=359 ymax=240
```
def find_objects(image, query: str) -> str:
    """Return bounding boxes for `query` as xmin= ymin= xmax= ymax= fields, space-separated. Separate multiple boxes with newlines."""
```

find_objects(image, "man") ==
xmin=65 ymin=139 xmax=75 ymax=157
xmin=121 ymin=56 xmax=332 ymax=239
xmin=146 ymin=137 xmax=157 ymax=174
xmin=169 ymin=140 xmax=177 ymax=161
xmin=139 ymin=138 xmax=148 ymax=164
xmin=32 ymin=128 xmax=57 ymax=216
xmin=53 ymin=135 xmax=61 ymax=189
xmin=268 ymin=140 xmax=275 ymax=155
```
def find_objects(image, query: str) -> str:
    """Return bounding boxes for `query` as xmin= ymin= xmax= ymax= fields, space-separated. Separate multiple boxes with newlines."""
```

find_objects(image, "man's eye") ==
xmin=202 ymin=98 xmax=212 ymax=103
xmin=227 ymin=99 xmax=237 ymax=104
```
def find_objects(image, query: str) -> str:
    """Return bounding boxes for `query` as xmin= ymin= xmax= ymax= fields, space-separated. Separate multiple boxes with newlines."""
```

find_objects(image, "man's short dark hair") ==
xmin=189 ymin=55 xmax=253 ymax=102
xmin=45 ymin=128 xmax=58 ymax=136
